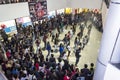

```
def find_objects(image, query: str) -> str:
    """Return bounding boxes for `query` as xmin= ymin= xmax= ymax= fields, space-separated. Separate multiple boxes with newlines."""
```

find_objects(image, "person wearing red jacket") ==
xmin=35 ymin=61 xmax=39 ymax=71
xmin=6 ymin=50 xmax=11 ymax=59
xmin=63 ymin=70 xmax=70 ymax=80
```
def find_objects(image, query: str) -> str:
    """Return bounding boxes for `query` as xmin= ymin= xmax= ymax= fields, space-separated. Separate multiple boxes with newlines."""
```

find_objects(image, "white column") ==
xmin=94 ymin=0 xmax=120 ymax=80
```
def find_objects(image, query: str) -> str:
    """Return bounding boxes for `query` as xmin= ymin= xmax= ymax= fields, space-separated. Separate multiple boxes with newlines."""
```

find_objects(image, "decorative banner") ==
xmin=29 ymin=0 xmax=47 ymax=22
xmin=0 ymin=20 xmax=17 ymax=33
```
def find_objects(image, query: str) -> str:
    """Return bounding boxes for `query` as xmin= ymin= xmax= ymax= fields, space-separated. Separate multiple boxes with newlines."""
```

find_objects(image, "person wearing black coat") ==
xmin=75 ymin=47 xmax=81 ymax=66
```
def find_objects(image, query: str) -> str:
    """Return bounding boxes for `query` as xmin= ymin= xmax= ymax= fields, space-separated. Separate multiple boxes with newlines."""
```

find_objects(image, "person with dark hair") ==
xmin=54 ymin=33 xmax=59 ymax=52
xmin=28 ymin=71 xmax=37 ymax=80
xmin=75 ymin=47 xmax=81 ymax=66
xmin=72 ymin=23 xmax=76 ymax=35
xmin=82 ymin=35 xmax=89 ymax=47
xmin=79 ymin=69 xmax=85 ymax=80
xmin=74 ymin=37 xmax=79 ymax=50
xmin=66 ymin=43 xmax=71 ymax=59
xmin=51 ymin=29 xmax=55 ymax=42
xmin=6 ymin=49 xmax=11 ymax=59
xmin=81 ymin=64 xmax=90 ymax=80
xmin=88 ymin=63 xmax=94 ymax=80
xmin=62 ymin=51 xmax=67 ymax=61
xmin=60 ymin=21 xmax=64 ymax=33
xmin=62 ymin=60 xmax=70 ymax=71
xmin=44 ymin=58 xmax=50 ymax=69
xmin=34 ymin=61 xmax=39 ymax=71
xmin=59 ymin=43 xmax=64 ymax=57
xmin=12 ymin=74 xmax=19 ymax=80
xmin=71 ymin=71 xmax=80 ymax=80
xmin=49 ymin=54 xmax=56 ymax=63
xmin=67 ymin=31 xmax=71 ymax=44
xmin=35 ymin=38 xmax=40 ymax=54
xmin=43 ymin=34 xmax=48 ymax=49
xmin=77 ymin=31 xmax=83 ymax=41
xmin=63 ymin=70 xmax=70 ymax=80
xmin=55 ymin=64 xmax=63 ymax=80
xmin=87 ymin=24 xmax=92 ymax=36
xmin=63 ymin=34 xmax=68 ymax=45
xmin=90 ymin=63 xmax=94 ymax=68
xmin=39 ymin=54 xmax=44 ymax=63
xmin=46 ymin=41 xmax=51 ymax=57
xmin=20 ymin=73 xmax=29 ymax=80
xmin=1 ymin=29 xmax=8 ymax=44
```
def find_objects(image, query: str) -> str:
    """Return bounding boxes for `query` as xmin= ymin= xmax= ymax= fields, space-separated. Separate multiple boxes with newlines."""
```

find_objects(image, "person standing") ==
xmin=75 ymin=47 xmax=81 ymax=66
xmin=66 ymin=43 xmax=71 ymax=59
xmin=63 ymin=34 xmax=68 ymax=45
xmin=49 ymin=54 xmax=56 ymax=64
xmin=72 ymin=23 xmax=76 ymax=35
xmin=43 ymin=34 xmax=48 ymax=50
xmin=46 ymin=42 xmax=51 ymax=58
xmin=74 ymin=37 xmax=79 ymax=50
xmin=51 ymin=29 xmax=55 ymax=42
xmin=35 ymin=38 xmax=40 ymax=54
xmin=82 ymin=35 xmax=89 ymax=49
xmin=54 ymin=33 xmax=59 ymax=52
xmin=1 ymin=29 xmax=8 ymax=44
xmin=88 ymin=63 xmax=94 ymax=80
xmin=59 ymin=43 xmax=64 ymax=57
xmin=81 ymin=64 xmax=90 ymax=80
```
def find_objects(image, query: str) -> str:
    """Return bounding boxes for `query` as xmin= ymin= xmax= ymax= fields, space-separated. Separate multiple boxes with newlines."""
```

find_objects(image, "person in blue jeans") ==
xmin=59 ymin=43 xmax=64 ymax=57
xmin=46 ymin=41 xmax=51 ymax=57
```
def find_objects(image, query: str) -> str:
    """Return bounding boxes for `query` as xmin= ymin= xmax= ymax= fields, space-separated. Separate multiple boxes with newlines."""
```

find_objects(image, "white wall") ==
xmin=70 ymin=0 xmax=102 ymax=9
xmin=47 ymin=0 xmax=103 ymax=12
xmin=71 ymin=0 xmax=102 ymax=9
xmin=0 ymin=2 xmax=30 ymax=22
xmin=47 ymin=0 xmax=67 ymax=12
xmin=66 ymin=0 xmax=71 ymax=8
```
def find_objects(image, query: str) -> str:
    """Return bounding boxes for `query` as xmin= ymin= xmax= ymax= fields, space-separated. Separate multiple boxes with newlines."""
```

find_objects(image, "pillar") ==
xmin=94 ymin=0 xmax=120 ymax=80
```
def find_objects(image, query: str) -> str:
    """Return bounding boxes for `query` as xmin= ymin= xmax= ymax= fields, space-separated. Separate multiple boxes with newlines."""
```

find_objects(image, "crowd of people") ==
xmin=0 ymin=11 xmax=102 ymax=80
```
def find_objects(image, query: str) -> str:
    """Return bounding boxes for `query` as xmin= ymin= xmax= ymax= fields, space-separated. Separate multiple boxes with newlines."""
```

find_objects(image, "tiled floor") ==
xmin=34 ymin=21 xmax=102 ymax=69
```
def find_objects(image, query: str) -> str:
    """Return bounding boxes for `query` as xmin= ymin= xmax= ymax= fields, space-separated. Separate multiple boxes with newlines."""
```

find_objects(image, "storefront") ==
xmin=79 ymin=8 xmax=83 ymax=13
xmin=65 ymin=8 xmax=72 ymax=14
xmin=57 ymin=9 xmax=65 ymax=14
xmin=15 ymin=16 xmax=33 ymax=27
xmin=0 ymin=20 xmax=17 ymax=34
xmin=48 ymin=10 xmax=56 ymax=19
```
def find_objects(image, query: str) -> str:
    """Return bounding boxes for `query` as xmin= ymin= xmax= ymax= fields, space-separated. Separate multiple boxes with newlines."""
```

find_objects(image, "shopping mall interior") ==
xmin=0 ymin=0 xmax=120 ymax=80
